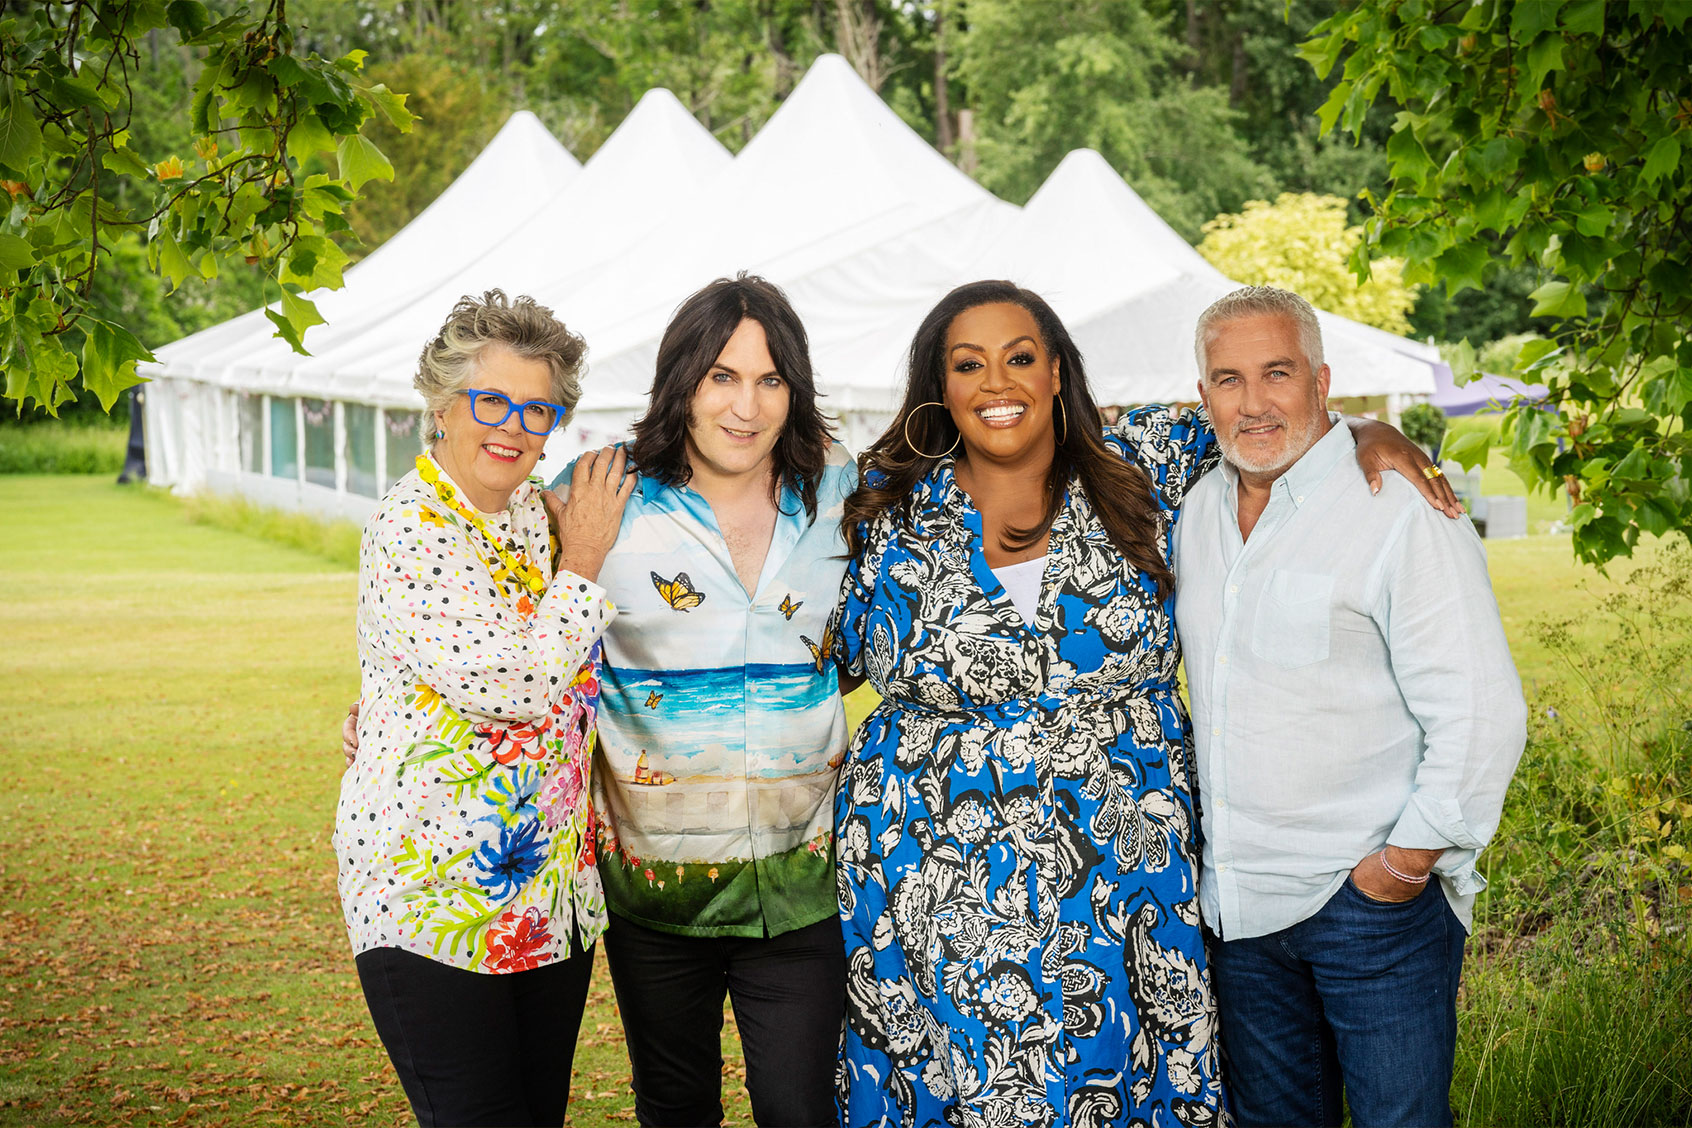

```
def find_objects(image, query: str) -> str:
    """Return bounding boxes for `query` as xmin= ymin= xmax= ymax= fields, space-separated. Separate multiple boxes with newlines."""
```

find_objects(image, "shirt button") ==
xmin=1228 ymin=584 xmax=1239 ymax=595
xmin=1296 ymin=495 xmax=1305 ymax=503
xmin=1218 ymin=654 xmax=1228 ymax=665
xmin=1211 ymin=726 xmax=1220 ymax=736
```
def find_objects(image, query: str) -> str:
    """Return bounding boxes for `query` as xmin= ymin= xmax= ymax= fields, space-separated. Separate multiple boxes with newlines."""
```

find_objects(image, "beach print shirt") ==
xmin=335 ymin=464 xmax=614 ymax=972
xmin=551 ymin=444 xmax=855 ymax=937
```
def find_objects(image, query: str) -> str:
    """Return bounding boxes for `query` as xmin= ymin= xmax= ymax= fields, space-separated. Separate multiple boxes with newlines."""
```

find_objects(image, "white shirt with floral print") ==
xmin=335 ymin=464 xmax=614 ymax=973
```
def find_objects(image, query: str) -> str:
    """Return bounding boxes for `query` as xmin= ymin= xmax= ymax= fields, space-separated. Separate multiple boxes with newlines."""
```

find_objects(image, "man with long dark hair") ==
xmin=553 ymin=274 xmax=854 ymax=1127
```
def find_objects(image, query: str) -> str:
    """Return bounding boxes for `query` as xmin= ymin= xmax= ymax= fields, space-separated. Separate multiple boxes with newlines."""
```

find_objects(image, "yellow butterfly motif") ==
xmin=651 ymin=570 xmax=706 ymax=612
xmin=799 ymin=628 xmax=834 ymax=674
xmin=778 ymin=593 xmax=803 ymax=620
xmin=645 ymin=691 xmax=663 ymax=709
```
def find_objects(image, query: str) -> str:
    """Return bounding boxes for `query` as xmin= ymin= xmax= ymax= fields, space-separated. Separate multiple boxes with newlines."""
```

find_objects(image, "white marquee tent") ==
xmin=143 ymin=109 xmax=584 ymax=513
xmin=1003 ymin=148 xmax=1442 ymax=405
xmin=553 ymin=53 xmax=1023 ymax=453
xmin=143 ymin=53 xmax=1446 ymax=520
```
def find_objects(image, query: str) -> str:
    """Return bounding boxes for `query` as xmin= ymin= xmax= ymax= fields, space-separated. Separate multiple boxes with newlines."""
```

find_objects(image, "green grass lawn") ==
xmin=0 ymin=477 xmax=716 ymax=1127
xmin=0 ymin=475 xmax=1678 ymax=1126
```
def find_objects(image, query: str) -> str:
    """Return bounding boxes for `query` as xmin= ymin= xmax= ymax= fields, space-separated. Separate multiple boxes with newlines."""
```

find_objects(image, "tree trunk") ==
xmin=835 ymin=0 xmax=886 ymax=91
xmin=934 ymin=2 xmax=953 ymax=152
xmin=1184 ymin=0 xmax=1202 ymax=76
xmin=957 ymin=107 xmax=978 ymax=176
xmin=1229 ymin=29 xmax=1248 ymax=105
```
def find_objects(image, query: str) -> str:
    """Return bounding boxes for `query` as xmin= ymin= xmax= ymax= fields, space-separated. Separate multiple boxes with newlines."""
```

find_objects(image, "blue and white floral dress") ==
xmin=830 ymin=408 xmax=1227 ymax=1128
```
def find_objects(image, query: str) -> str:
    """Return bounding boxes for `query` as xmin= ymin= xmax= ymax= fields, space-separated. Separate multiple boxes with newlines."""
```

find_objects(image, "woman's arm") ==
xmin=1347 ymin=418 xmax=1463 ymax=517
xmin=1115 ymin=405 xmax=1460 ymax=517
xmin=1110 ymin=404 xmax=1220 ymax=510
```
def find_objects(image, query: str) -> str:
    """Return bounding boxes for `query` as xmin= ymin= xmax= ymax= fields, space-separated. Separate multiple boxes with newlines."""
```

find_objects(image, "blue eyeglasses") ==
xmin=463 ymin=389 xmax=568 ymax=436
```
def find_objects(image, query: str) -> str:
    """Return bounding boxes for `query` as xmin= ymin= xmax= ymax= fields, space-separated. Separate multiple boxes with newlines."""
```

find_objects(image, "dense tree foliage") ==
xmin=1307 ymin=0 xmax=1691 ymax=564
xmin=9 ymin=0 xmax=1582 ymax=429
xmin=1198 ymin=192 xmax=1416 ymax=332
xmin=950 ymin=0 xmax=1272 ymax=238
xmin=0 ymin=0 xmax=413 ymax=417
xmin=283 ymin=0 xmax=1389 ymax=249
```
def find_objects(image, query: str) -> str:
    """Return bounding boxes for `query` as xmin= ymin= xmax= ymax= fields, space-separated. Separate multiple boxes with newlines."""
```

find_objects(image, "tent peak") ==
xmin=1026 ymin=148 xmax=1222 ymax=281
xmin=1051 ymin=148 xmax=1115 ymax=174
xmin=483 ymin=109 xmax=582 ymax=172
xmin=587 ymin=86 xmax=730 ymax=172
xmin=629 ymin=86 xmax=688 ymax=113
xmin=1028 ymin=149 xmax=1148 ymax=212
xmin=736 ymin=50 xmax=989 ymax=209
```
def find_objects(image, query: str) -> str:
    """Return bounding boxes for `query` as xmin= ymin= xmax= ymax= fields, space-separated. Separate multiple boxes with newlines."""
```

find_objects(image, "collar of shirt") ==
xmin=1220 ymin=411 xmax=1351 ymax=528
xmin=635 ymin=462 xmax=804 ymax=518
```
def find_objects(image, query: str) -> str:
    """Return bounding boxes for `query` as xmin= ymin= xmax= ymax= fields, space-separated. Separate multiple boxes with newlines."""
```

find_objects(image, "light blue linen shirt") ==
xmin=1172 ymin=421 xmax=1527 ymax=940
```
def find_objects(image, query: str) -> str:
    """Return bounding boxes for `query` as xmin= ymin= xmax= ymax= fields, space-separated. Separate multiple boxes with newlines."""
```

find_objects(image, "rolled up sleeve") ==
xmin=1374 ymin=504 xmax=1528 ymax=881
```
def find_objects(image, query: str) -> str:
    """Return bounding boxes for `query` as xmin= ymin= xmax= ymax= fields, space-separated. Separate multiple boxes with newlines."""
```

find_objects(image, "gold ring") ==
xmin=1422 ymin=465 xmax=1444 ymax=480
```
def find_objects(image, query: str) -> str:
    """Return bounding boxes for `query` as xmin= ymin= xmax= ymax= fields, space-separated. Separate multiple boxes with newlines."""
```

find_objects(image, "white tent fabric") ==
xmin=141 ymin=97 xmax=728 ymax=510
xmin=220 ymin=88 xmax=732 ymax=408
xmin=1002 ymin=149 xmax=1439 ymax=404
xmin=552 ymin=54 xmax=1018 ymax=454
xmin=142 ymin=55 xmax=1445 ymax=519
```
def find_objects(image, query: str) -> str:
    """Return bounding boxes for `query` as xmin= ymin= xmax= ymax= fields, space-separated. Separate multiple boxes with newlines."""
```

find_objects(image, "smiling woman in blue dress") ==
xmin=829 ymin=280 xmax=1452 ymax=1128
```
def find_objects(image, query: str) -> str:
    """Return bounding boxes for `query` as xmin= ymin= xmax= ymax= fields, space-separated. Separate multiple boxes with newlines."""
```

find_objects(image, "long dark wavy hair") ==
xmin=628 ymin=273 xmax=833 ymax=519
xmin=842 ymin=280 xmax=1174 ymax=596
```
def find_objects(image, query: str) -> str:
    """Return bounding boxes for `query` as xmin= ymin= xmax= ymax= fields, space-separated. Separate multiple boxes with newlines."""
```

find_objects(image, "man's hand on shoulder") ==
xmin=342 ymin=702 xmax=361 ymax=768
xmin=1349 ymin=845 xmax=1442 ymax=903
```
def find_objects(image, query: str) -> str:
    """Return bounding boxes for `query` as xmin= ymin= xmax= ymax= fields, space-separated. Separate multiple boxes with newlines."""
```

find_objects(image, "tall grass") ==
xmin=1460 ymin=920 xmax=1692 ymax=1125
xmin=0 ymin=418 xmax=128 ymax=473
xmin=180 ymin=490 xmax=363 ymax=568
xmin=1457 ymin=541 xmax=1692 ymax=1126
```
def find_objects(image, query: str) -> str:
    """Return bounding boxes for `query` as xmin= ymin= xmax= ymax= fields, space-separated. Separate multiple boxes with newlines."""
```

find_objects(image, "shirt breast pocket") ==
xmin=1250 ymin=570 xmax=1332 ymax=669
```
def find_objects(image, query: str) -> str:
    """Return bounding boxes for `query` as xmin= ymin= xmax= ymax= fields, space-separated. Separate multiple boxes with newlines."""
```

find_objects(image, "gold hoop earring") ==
xmin=902 ymin=402 xmax=959 ymax=459
xmin=1055 ymin=397 xmax=1067 ymax=446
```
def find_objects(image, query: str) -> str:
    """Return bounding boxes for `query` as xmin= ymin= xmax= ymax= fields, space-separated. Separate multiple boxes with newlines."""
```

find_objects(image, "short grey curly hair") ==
xmin=415 ymin=290 xmax=587 ymax=444
xmin=1194 ymin=285 xmax=1325 ymax=379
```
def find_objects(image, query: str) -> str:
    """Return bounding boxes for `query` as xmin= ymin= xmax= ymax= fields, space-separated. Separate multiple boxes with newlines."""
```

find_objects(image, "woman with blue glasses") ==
xmin=334 ymin=289 xmax=634 ymax=1126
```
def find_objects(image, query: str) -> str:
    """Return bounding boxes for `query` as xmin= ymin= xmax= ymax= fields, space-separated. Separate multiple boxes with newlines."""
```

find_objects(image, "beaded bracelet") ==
xmin=1379 ymin=849 xmax=1432 ymax=885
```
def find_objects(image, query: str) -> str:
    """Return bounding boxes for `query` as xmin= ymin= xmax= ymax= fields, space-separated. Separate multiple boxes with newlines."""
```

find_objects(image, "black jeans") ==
xmin=355 ymin=940 xmax=594 ymax=1127
xmin=603 ymin=913 xmax=845 ymax=1127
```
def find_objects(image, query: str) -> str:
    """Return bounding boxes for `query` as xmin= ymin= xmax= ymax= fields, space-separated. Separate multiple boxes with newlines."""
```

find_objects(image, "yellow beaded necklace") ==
xmin=415 ymin=454 xmax=548 ymax=596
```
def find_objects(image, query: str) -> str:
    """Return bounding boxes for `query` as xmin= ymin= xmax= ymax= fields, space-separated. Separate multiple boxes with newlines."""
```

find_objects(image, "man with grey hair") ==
xmin=1172 ymin=285 xmax=1527 ymax=1126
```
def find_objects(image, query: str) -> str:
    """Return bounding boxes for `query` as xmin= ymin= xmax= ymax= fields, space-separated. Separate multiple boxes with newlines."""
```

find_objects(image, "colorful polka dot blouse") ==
xmin=335 ymin=464 xmax=615 ymax=972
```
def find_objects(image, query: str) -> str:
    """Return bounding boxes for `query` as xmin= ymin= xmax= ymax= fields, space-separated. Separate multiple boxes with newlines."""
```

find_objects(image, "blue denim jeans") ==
xmin=1209 ymin=877 xmax=1466 ymax=1128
